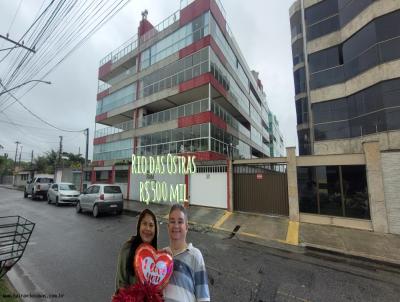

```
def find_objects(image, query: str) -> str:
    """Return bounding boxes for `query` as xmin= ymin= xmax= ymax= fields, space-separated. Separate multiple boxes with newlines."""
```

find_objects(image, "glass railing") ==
xmin=140 ymin=10 xmax=180 ymax=44
xmin=95 ymin=98 xmax=208 ymax=138
xmin=98 ymin=81 xmax=111 ymax=93
xmin=99 ymin=34 xmax=138 ymax=66
xmin=139 ymin=98 xmax=208 ymax=127
xmin=99 ymin=9 xmax=180 ymax=67
xmin=95 ymin=120 xmax=134 ymax=138
xmin=211 ymin=101 xmax=250 ymax=137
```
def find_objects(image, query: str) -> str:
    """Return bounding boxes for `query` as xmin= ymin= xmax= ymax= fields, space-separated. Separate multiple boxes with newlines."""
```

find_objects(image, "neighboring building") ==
xmin=92 ymin=0 xmax=284 ymax=178
xmin=268 ymin=113 xmax=285 ymax=157
xmin=289 ymin=0 xmax=400 ymax=155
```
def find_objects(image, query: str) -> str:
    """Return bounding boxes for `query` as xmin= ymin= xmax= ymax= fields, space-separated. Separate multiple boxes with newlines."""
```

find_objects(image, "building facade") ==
xmin=290 ymin=0 xmax=400 ymax=155
xmin=91 ymin=0 xmax=285 ymax=173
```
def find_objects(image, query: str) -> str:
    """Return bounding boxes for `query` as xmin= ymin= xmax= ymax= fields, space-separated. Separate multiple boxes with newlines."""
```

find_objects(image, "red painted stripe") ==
xmin=110 ymin=165 xmax=115 ymax=184
xmin=93 ymin=137 xmax=107 ymax=145
xmin=180 ymin=0 xmax=211 ymax=27
xmin=179 ymin=73 xmax=211 ymax=92
xmin=97 ymin=88 xmax=109 ymax=101
xmin=127 ymin=165 xmax=131 ymax=200
xmin=181 ymin=151 xmax=226 ymax=161
xmin=99 ymin=61 xmax=112 ymax=79
xmin=91 ymin=168 xmax=96 ymax=183
xmin=95 ymin=112 xmax=107 ymax=122
xmin=177 ymin=111 xmax=227 ymax=130
xmin=179 ymin=36 xmax=210 ymax=59
xmin=209 ymin=36 xmax=226 ymax=65
xmin=210 ymin=0 xmax=227 ymax=36
xmin=185 ymin=174 xmax=189 ymax=202
xmin=210 ymin=75 xmax=227 ymax=98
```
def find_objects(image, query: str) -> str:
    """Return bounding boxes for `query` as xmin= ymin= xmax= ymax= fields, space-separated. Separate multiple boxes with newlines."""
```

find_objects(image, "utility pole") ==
xmin=13 ymin=141 xmax=20 ymax=172
xmin=0 ymin=34 xmax=36 ymax=53
xmin=18 ymin=145 xmax=23 ymax=168
xmin=13 ymin=141 xmax=20 ymax=186
xmin=30 ymin=150 xmax=34 ymax=167
xmin=58 ymin=136 xmax=63 ymax=167
xmin=85 ymin=128 xmax=89 ymax=167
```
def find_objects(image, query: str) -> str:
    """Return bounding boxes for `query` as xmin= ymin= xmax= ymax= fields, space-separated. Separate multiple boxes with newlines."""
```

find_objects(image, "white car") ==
xmin=47 ymin=183 xmax=80 ymax=206
xmin=76 ymin=184 xmax=123 ymax=217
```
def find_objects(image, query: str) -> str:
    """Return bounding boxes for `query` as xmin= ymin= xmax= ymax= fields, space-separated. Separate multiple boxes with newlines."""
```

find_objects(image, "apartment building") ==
xmin=92 ymin=0 xmax=284 ymax=177
xmin=290 ymin=0 xmax=400 ymax=155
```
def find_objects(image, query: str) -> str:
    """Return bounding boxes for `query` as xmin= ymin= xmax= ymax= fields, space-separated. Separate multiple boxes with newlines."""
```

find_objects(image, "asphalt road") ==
xmin=1 ymin=187 xmax=400 ymax=302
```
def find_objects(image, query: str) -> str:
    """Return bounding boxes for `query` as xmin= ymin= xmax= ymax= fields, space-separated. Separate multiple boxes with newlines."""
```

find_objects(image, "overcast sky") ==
xmin=0 ymin=0 xmax=296 ymax=162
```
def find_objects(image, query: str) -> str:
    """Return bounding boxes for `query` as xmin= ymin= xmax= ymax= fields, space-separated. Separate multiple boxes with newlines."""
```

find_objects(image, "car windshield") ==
xmin=38 ymin=178 xmax=53 ymax=183
xmin=59 ymin=184 xmax=77 ymax=190
xmin=104 ymin=186 xmax=121 ymax=193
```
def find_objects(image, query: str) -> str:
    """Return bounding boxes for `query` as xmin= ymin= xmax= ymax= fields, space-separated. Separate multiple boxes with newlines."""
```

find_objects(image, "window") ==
xmin=92 ymin=186 xmax=100 ymax=194
xmin=298 ymin=165 xmax=370 ymax=219
xmin=104 ymin=186 xmax=122 ymax=193
xmin=309 ymin=46 xmax=342 ymax=73
xmin=115 ymin=170 xmax=128 ymax=183
xmin=305 ymin=0 xmax=339 ymax=26
xmin=293 ymin=68 xmax=306 ymax=95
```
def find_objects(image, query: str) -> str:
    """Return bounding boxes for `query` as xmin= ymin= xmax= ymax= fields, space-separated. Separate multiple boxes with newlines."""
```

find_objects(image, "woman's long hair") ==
xmin=126 ymin=209 xmax=158 ymax=277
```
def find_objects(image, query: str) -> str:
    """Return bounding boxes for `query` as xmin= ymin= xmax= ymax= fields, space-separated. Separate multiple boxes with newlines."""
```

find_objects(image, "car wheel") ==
xmin=55 ymin=197 xmax=59 ymax=207
xmin=24 ymin=190 xmax=28 ymax=198
xmin=76 ymin=202 xmax=82 ymax=213
xmin=47 ymin=194 xmax=51 ymax=204
xmin=93 ymin=205 xmax=99 ymax=218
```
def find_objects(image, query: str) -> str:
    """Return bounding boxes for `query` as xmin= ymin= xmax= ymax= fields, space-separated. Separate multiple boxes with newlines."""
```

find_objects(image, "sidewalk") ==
xmin=300 ymin=223 xmax=400 ymax=265
xmin=123 ymin=199 xmax=400 ymax=266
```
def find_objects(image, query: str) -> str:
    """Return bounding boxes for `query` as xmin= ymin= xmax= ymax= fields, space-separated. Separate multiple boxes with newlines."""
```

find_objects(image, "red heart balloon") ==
xmin=134 ymin=243 xmax=174 ymax=290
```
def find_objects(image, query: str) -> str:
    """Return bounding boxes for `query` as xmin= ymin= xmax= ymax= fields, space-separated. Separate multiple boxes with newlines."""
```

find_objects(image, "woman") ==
xmin=115 ymin=209 xmax=158 ymax=292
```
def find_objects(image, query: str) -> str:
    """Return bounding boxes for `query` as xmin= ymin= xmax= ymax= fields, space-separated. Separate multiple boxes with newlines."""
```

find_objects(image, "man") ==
xmin=163 ymin=204 xmax=210 ymax=302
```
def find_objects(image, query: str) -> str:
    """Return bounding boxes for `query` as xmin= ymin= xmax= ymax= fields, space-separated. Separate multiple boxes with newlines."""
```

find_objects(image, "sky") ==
xmin=0 ymin=0 xmax=297 ymax=162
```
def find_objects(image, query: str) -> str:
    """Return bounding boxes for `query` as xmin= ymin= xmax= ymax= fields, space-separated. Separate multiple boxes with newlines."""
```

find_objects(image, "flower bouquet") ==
xmin=112 ymin=243 xmax=173 ymax=302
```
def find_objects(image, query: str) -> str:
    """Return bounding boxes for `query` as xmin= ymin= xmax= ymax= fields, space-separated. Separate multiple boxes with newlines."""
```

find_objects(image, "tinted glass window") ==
xmin=376 ymin=10 xmax=400 ymax=42
xmin=298 ymin=167 xmax=318 ymax=214
xmin=293 ymin=67 xmax=306 ymax=94
xmin=314 ymin=121 xmax=349 ymax=140
xmin=342 ymin=165 xmax=370 ymax=219
xmin=290 ymin=10 xmax=303 ymax=37
xmin=385 ymin=108 xmax=400 ymax=131
xmin=104 ymin=186 xmax=122 ymax=193
xmin=339 ymin=0 xmax=373 ymax=26
xmin=313 ymin=98 xmax=348 ymax=123
xmin=92 ymin=186 xmax=100 ymax=194
xmin=317 ymin=166 xmax=343 ymax=216
xmin=60 ymin=184 xmax=77 ymax=190
xmin=38 ymin=178 xmax=53 ymax=183
xmin=343 ymin=21 xmax=376 ymax=61
xmin=309 ymin=65 xmax=344 ymax=89
xmin=309 ymin=46 xmax=342 ymax=73
xmin=305 ymin=0 xmax=338 ymax=25
xmin=298 ymin=129 xmax=311 ymax=155
xmin=307 ymin=15 xmax=340 ymax=41
xmin=296 ymin=98 xmax=309 ymax=125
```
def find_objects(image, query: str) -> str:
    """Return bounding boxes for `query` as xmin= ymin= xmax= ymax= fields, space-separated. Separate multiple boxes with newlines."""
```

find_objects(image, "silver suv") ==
xmin=76 ymin=184 xmax=123 ymax=217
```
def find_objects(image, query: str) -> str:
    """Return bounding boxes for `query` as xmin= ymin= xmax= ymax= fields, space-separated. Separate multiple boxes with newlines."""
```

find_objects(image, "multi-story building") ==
xmin=290 ymin=0 xmax=400 ymax=155
xmin=92 ymin=0 xmax=284 ymax=174
xmin=268 ymin=112 xmax=285 ymax=157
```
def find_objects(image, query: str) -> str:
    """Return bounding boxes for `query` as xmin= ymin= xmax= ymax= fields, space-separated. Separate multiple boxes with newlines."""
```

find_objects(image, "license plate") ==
xmin=110 ymin=205 xmax=117 ymax=208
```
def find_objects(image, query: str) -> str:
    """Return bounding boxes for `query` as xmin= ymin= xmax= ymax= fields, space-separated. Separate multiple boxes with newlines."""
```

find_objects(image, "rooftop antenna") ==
xmin=141 ymin=9 xmax=148 ymax=20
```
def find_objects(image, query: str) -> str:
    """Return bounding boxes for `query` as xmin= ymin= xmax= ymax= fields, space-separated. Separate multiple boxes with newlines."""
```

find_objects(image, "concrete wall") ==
xmin=381 ymin=151 xmax=400 ymax=235
xmin=314 ymin=131 xmax=400 ymax=155
xmin=189 ymin=172 xmax=227 ymax=209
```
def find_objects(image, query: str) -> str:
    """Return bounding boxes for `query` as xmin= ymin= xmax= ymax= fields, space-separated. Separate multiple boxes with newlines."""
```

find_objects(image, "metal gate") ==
xmin=233 ymin=164 xmax=289 ymax=216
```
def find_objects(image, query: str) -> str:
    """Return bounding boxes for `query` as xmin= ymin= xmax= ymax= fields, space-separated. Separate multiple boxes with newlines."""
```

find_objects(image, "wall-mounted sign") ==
xmin=256 ymin=173 xmax=263 ymax=180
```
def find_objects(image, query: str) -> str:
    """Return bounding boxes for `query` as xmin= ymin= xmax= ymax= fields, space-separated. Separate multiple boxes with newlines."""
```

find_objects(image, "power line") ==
xmin=0 ymin=81 xmax=85 ymax=132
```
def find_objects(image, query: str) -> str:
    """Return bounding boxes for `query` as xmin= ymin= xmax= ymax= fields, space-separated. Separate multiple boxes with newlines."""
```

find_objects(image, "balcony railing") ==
xmin=95 ymin=120 xmax=134 ymax=138
xmin=99 ymin=9 xmax=180 ymax=67
xmin=180 ymin=0 xmax=226 ymax=18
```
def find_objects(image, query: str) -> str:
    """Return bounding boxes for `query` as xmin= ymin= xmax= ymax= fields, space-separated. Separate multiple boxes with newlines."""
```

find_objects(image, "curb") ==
xmin=303 ymin=243 xmax=400 ymax=268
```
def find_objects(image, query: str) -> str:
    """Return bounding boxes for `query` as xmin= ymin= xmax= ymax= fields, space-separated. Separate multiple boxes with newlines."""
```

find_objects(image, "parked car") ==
xmin=76 ymin=184 xmax=123 ymax=217
xmin=24 ymin=176 xmax=54 ymax=200
xmin=47 ymin=183 xmax=80 ymax=206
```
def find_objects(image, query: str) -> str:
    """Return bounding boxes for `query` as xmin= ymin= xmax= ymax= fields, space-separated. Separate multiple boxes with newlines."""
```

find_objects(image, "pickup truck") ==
xmin=24 ymin=176 xmax=54 ymax=200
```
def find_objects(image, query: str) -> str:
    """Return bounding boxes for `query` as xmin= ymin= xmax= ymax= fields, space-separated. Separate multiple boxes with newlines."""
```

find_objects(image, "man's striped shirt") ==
xmin=163 ymin=243 xmax=210 ymax=302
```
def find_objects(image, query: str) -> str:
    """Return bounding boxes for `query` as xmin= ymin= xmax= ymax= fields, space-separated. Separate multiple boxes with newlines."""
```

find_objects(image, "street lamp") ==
xmin=0 ymin=79 xmax=51 ymax=96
